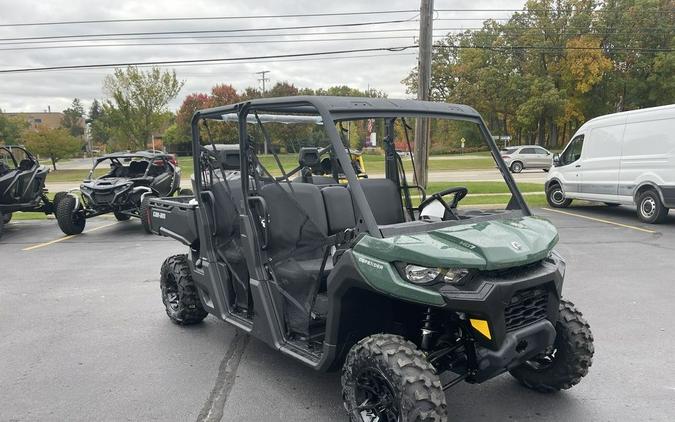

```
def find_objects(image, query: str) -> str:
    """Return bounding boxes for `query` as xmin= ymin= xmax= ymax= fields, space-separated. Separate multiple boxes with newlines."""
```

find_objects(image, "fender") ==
xmin=632 ymin=181 xmax=666 ymax=205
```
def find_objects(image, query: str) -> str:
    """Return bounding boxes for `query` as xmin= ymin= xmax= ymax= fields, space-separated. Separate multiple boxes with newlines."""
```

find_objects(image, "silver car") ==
xmin=500 ymin=145 xmax=553 ymax=173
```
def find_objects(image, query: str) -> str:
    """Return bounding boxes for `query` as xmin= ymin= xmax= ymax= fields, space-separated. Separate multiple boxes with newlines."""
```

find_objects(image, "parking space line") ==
xmin=540 ymin=207 xmax=656 ymax=234
xmin=22 ymin=222 xmax=119 ymax=251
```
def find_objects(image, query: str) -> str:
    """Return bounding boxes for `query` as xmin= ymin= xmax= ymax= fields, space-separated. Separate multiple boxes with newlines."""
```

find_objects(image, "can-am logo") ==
xmin=358 ymin=257 xmax=384 ymax=270
xmin=511 ymin=241 xmax=523 ymax=251
xmin=152 ymin=211 xmax=166 ymax=220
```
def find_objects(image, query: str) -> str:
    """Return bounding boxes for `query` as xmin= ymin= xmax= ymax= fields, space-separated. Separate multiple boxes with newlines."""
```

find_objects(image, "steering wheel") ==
xmin=418 ymin=186 xmax=469 ymax=220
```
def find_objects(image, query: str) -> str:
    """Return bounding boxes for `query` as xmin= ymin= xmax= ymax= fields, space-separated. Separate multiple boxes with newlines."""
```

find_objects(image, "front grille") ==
xmin=94 ymin=191 xmax=115 ymax=204
xmin=504 ymin=287 xmax=548 ymax=332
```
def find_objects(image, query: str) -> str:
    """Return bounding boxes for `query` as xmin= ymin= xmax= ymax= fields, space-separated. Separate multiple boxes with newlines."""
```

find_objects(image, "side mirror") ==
xmin=552 ymin=153 xmax=561 ymax=166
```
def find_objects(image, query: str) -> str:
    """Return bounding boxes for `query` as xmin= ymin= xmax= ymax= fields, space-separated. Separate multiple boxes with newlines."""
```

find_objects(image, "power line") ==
xmin=0 ymin=45 xmax=418 ymax=74
xmin=2 ymin=8 xmax=669 ymax=27
xmin=1 ymin=52 xmax=418 ymax=74
xmin=0 ymin=10 xmax=422 ymax=27
xmin=0 ymin=29 xmax=669 ymax=52
xmin=1 ymin=24 xmax=668 ymax=48
xmin=0 ymin=27 xmax=425 ymax=46
xmin=1 ymin=41 xmax=670 ymax=74
xmin=0 ymin=35 xmax=432 ymax=51
xmin=0 ymin=18 xmax=420 ymax=42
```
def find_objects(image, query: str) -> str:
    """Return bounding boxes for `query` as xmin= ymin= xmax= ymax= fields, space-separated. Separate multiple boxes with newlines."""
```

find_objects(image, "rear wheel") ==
xmin=56 ymin=195 xmax=86 ymax=235
xmin=2 ymin=212 xmax=12 ymax=224
xmin=160 ymin=254 xmax=208 ymax=325
xmin=140 ymin=195 xmax=155 ymax=233
xmin=179 ymin=188 xmax=193 ymax=196
xmin=509 ymin=299 xmax=594 ymax=392
xmin=113 ymin=211 xmax=130 ymax=221
xmin=341 ymin=334 xmax=447 ymax=422
xmin=636 ymin=189 xmax=668 ymax=224
xmin=546 ymin=183 xmax=572 ymax=208
xmin=511 ymin=161 xmax=523 ymax=173
xmin=0 ymin=213 xmax=4 ymax=239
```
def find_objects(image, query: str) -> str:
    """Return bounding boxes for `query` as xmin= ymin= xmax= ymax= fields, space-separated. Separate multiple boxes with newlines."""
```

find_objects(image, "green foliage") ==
xmin=22 ymin=126 xmax=81 ymax=170
xmin=404 ymin=0 xmax=674 ymax=147
xmin=61 ymin=98 xmax=85 ymax=138
xmin=88 ymin=99 xmax=110 ymax=147
xmin=0 ymin=110 xmax=28 ymax=145
xmin=102 ymin=66 xmax=184 ymax=150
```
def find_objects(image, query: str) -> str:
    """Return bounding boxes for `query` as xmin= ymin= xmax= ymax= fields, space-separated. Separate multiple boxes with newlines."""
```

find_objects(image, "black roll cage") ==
xmin=190 ymin=96 xmax=530 ymax=239
xmin=87 ymin=153 xmax=172 ymax=180
xmin=0 ymin=145 xmax=38 ymax=169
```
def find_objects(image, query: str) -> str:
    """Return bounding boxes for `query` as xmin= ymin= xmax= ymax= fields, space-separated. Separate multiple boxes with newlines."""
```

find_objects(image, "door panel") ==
xmin=557 ymin=135 xmax=585 ymax=195
xmin=579 ymin=123 xmax=625 ymax=200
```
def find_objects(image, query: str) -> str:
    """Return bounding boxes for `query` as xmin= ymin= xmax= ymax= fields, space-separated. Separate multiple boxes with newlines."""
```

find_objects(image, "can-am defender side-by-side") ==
xmin=55 ymin=151 xmax=191 ymax=235
xmin=150 ymin=97 xmax=594 ymax=421
xmin=0 ymin=145 xmax=62 ymax=238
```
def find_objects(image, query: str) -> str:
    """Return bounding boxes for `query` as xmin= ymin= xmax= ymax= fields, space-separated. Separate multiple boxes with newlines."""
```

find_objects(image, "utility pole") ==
xmin=256 ymin=70 xmax=270 ymax=96
xmin=256 ymin=70 xmax=270 ymax=154
xmin=414 ymin=0 xmax=434 ymax=188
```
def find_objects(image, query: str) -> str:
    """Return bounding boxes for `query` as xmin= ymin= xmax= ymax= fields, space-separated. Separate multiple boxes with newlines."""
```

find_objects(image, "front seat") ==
xmin=353 ymin=178 xmax=405 ymax=225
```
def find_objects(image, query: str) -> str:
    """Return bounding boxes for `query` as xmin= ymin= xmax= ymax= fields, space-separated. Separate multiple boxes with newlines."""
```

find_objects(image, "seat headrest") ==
xmin=298 ymin=147 xmax=321 ymax=167
xmin=18 ymin=159 xmax=33 ymax=171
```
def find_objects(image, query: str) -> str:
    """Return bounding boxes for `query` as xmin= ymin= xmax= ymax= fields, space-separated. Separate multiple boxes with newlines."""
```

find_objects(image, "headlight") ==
xmin=404 ymin=265 xmax=441 ymax=284
xmin=400 ymin=264 xmax=470 ymax=285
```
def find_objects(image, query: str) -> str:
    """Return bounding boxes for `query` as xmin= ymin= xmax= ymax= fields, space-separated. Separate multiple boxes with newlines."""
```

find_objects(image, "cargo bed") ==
xmin=148 ymin=196 xmax=199 ymax=246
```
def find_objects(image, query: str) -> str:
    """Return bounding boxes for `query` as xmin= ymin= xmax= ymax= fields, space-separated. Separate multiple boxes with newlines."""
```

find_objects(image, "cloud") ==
xmin=0 ymin=0 xmax=525 ymax=113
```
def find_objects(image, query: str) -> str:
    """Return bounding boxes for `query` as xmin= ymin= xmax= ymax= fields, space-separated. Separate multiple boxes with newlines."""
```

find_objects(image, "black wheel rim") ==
xmin=164 ymin=273 xmax=180 ymax=311
xmin=353 ymin=368 xmax=399 ymax=422
xmin=550 ymin=188 xmax=565 ymax=205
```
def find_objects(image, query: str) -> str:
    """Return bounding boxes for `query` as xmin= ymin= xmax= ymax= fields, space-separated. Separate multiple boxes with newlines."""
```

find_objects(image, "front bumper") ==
xmin=472 ymin=319 xmax=556 ymax=382
xmin=438 ymin=253 xmax=564 ymax=351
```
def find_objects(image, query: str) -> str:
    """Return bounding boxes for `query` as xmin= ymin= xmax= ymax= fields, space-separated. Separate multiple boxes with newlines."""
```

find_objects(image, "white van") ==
xmin=545 ymin=104 xmax=675 ymax=223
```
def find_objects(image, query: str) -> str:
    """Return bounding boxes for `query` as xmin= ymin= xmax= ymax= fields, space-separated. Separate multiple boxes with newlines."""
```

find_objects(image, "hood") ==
xmin=81 ymin=178 xmax=132 ymax=190
xmin=353 ymin=216 xmax=558 ymax=271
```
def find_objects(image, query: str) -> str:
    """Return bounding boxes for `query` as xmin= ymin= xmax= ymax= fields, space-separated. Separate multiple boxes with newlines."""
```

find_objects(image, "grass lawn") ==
xmin=8 ymin=182 xmax=544 ymax=221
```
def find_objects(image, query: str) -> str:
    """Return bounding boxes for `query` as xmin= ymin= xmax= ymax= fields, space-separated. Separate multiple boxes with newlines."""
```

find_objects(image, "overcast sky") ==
xmin=0 ymin=0 xmax=525 ymax=114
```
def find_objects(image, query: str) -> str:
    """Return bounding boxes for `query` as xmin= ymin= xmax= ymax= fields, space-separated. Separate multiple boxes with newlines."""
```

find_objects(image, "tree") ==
xmin=23 ymin=127 xmax=80 ymax=170
xmin=61 ymin=98 xmax=85 ymax=138
xmin=88 ymin=99 xmax=110 ymax=147
xmin=103 ymin=66 xmax=184 ymax=150
xmin=404 ymin=0 xmax=673 ymax=148
xmin=0 ymin=111 xmax=28 ymax=144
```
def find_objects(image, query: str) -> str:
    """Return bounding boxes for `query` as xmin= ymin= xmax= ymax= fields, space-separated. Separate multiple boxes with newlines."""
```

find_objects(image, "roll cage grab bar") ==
xmin=190 ymin=98 xmax=531 ymax=239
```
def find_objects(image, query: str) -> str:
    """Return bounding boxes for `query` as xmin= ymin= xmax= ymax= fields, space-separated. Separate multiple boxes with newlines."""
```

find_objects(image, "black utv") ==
xmin=55 ymin=151 xmax=190 ymax=235
xmin=0 ymin=145 xmax=62 ymax=238
xmin=149 ymin=97 xmax=594 ymax=421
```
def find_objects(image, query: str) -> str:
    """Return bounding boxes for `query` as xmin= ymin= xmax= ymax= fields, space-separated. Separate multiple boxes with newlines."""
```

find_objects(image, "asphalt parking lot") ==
xmin=1 ymin=205 xmax=675 ymax=421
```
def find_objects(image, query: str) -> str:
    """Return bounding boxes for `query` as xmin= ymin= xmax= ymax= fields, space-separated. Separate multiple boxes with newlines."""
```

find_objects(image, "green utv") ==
xmin=149 ymin=97 xmax=593 ymax=421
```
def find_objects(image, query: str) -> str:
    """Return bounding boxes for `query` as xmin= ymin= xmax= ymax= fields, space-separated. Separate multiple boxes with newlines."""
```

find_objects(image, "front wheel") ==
xmin=341 ymin=334 xmax=447 ymax=422
xmin=509 ymin=299 xmax=594 ymax=393
xmin=56 ymin=195 xmax=86 ymax=235
xmin=2 ymin=212 xmax=12 ymax=224
xmin=178 ymin=188 xmax=193 ymax=196
xmin=636 ymin=189 xmax=669 ymax=224
xmin=546 ymin=184 xmax=572 ymax=208
xmin=160 ymin=254 xmax=208 ymax=325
